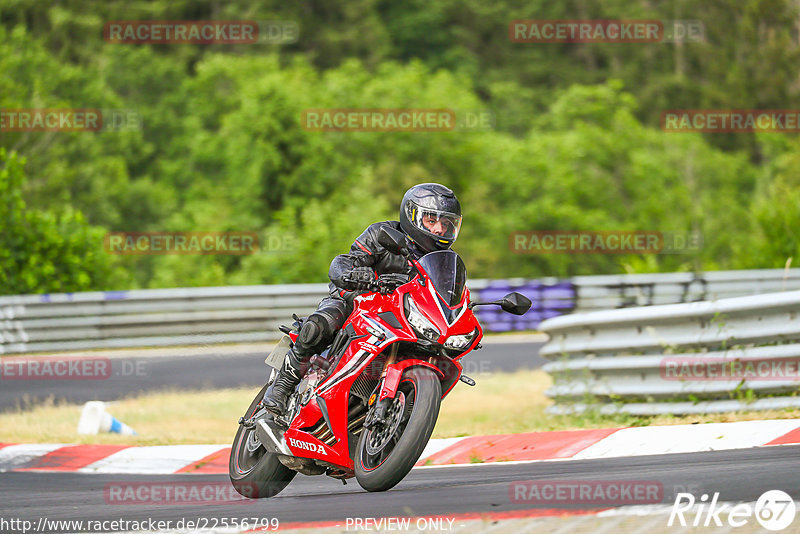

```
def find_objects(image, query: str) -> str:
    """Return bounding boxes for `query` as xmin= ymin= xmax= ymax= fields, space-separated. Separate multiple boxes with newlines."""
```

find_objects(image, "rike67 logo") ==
xmin=669 ymin=490 xmax=796 ymax=531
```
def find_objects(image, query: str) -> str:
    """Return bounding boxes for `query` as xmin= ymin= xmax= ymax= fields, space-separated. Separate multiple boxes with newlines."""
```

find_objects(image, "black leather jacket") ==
xmin=328 ymin=221 xmax=425 ymax=296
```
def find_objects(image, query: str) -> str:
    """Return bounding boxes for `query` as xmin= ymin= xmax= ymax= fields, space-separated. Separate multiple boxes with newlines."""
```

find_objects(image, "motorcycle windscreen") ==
xmin=417 ymin=250 xmax=467 ymax=307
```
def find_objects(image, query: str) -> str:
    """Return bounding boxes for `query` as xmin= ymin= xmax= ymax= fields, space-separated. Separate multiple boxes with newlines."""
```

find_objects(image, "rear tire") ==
xmin=355 ymin=367 xmax=441 ymax=492
xmin=229 ymin=383 xmax=296 ymax=498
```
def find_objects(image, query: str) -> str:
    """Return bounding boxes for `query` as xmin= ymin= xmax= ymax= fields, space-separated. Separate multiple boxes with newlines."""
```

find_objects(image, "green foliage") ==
xmin=733 ymin=134 xmax=800 ymax=269
xmin=1 ymin=1 xmax=799 ymax=294
xmin=0 ymin=149 xmax=119 ymax=293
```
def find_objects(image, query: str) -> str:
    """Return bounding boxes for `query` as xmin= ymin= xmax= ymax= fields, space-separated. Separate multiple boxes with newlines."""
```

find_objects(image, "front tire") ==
xmin=355 ymin=367 xmax=441 ymax=492
xmin=229 ymin=383 xmax=296 ymax=498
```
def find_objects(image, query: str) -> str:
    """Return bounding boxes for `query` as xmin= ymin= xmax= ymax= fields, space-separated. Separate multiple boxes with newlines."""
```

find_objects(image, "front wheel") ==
xmin=229 ymin=383 xmax=296 ymax=498
xmin=355 ymin=367 xmax=441 ymax=492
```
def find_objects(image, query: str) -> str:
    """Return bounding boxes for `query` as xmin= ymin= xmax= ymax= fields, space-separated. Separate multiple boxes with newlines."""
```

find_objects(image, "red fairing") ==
xmin=377 ymin=358 xmax=444 ymax=402
xmin=279 ymin=265 xmax=484 ymax=472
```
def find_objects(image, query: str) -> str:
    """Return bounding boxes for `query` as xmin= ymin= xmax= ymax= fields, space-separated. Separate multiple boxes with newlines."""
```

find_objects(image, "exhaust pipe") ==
xmin=348 ymin=413 xmax=368 ymax=432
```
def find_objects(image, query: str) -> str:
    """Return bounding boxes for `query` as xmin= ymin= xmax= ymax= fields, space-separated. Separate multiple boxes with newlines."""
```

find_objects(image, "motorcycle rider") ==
xmin=262 ymin=183 xmax=462 ymax=416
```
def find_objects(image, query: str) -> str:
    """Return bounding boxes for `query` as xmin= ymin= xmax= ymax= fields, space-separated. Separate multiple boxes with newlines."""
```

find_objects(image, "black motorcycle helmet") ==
xmin=399 ymin=183 xmax=462 ymax=253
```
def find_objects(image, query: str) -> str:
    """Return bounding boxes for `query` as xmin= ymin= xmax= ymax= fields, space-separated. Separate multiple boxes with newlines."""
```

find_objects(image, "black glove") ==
xmin=375 ymin=273 xmax=411 ymax=294
xmin=341 ymin=266 xmax=377 ymax=290
xmin=381 ymin=251 xmax=411 ymax=275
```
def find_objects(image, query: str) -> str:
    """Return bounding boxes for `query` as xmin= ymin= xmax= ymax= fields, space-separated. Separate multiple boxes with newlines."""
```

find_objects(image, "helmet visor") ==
xmin=407 ymin=204 xmax=462 ymax=241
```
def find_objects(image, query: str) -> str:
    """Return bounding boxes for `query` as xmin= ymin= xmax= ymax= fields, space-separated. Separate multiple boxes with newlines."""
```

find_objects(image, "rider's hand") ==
xmin=341 ymin=266 xmax=376 ymax=290
xmin=375 ymin=273 xmax=410 ymax=294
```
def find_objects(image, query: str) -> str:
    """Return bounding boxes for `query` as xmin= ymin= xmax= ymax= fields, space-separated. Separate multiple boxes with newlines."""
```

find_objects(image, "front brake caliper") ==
xmin=364 ymin=398 xmax=392 ymax=429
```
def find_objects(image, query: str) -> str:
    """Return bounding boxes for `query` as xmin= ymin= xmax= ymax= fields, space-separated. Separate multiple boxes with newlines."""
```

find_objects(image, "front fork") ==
xmin=363 ymin=346 xmax=443 ymax=429
xmin=364 ymin=344 xmax=398 ymax=429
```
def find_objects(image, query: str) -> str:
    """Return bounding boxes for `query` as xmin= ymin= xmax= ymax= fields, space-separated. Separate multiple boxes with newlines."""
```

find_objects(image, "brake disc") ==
xmin=365 ymin=391 xmax=406 ymax=455
xmin=246 ymin=429 xmax=262 ymax=453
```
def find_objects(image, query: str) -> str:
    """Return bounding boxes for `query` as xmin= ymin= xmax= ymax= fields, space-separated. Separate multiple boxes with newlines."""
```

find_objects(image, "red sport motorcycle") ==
xmin=229 ymin=227 xmax=531 ymax=496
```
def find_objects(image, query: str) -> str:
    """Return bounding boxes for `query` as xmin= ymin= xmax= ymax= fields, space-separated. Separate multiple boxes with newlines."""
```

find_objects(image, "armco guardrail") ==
xmin=572 ymin=268 xmax=800 ymax=311
xmin=0 ymin=279 xmax=572 ymax=354
xmin=1 ymin=268 xmax=798 ymax=355
xmin=0 ymin=285 xmax=328 ymax=354
xmin=539 ymin=290 xmax=800 ymax=415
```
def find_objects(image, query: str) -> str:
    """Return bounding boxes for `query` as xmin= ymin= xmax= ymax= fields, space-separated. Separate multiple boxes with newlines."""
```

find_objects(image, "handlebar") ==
xmin=374 ymin=273 xmax=411 ymax=294
xmin=342 ymin=271 xmax=411 ymax=294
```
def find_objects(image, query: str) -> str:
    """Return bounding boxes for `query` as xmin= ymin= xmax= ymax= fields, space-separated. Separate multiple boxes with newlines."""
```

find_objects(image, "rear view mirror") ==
xmin=499 ymin=292 xmax=531 ymax=315
xmin=378 ymin=227 xmax=409 ymax=256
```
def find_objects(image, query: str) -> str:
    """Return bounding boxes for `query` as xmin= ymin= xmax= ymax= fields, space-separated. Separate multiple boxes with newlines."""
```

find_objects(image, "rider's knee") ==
xmin=294 ymin=298 xmax=350 ymax=358
xmin=297 ymin=315 xmax=325 ymax=347
xmin=295 ymin=313 xmax=335 ymax=356
xmin=318 ymin=298 xmax=349 ymax=329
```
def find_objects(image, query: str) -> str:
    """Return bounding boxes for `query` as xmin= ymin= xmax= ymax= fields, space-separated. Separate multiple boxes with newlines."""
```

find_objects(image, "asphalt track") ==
xmin=0 ymin=340 xmax=545 ymax=412
xmin=1 ymin=446 xmax=798 ymax=533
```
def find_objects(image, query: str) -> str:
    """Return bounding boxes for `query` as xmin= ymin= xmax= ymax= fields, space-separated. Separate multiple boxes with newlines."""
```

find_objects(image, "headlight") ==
xmin=405 ymin=295 xmax=441 ymax=341
xmin=444 ymin=330 xmax=476 ymax=350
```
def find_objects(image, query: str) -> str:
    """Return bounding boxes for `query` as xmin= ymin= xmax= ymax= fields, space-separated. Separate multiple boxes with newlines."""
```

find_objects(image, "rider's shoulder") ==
xmin=359 ymin=220 xmax=400 ymax=239
xmin=352 ymin=221 xmax=401 ymax=253
xmin=367 ymin=220 xmax=400 ymax=230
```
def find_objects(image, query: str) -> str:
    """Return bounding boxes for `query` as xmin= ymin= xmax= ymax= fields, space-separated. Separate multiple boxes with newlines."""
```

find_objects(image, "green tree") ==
xmin=0 ymin=149 xmax=119 ymax=294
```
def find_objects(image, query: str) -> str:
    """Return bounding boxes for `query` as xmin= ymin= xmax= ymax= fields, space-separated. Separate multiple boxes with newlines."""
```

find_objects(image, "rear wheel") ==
xmin=355 ymin=367 xmax=441 ymax=492
xmin=229 ymin=383 xmax=296 ymax=498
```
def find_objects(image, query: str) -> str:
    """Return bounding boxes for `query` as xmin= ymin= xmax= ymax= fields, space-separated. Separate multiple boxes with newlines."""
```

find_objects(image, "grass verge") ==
xmin=2 ymin=369 xmax=800 ymax=445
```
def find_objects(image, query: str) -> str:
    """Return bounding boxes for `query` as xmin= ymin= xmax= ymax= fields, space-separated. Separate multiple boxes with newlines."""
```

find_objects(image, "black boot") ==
xmin=262 ymin=349 xmax=305 ymax=416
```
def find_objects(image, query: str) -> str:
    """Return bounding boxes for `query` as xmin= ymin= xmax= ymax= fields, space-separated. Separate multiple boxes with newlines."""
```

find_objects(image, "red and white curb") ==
xmin=2 ymin=419 xmax=800 ymax=474
xmin=419 ymin=418 xmax=800 ymax=465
